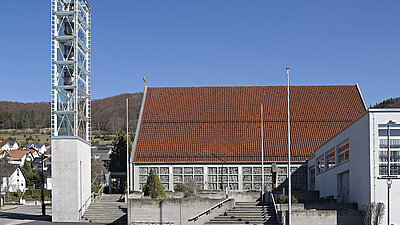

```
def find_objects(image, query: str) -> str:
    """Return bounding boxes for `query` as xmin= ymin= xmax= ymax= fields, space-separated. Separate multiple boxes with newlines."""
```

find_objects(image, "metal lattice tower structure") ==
xmin=51 ymin=0 xmax=91 ymax=141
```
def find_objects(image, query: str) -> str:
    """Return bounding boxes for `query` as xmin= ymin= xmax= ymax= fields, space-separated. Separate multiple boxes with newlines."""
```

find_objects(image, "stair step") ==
xmin=81 ymin=194 xmax=127 ymax=223
xmin=206 ymin=221 xmax=277 ymax=225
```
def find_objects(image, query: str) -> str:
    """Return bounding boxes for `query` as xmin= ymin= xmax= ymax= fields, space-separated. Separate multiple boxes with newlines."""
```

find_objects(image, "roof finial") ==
xmin=142 ymin=74 xmax=146 ymax=91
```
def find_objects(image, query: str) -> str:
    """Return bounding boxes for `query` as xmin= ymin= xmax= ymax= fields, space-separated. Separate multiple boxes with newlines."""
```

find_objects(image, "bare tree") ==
xmin=363 ymin=202 xmax=385 ymax=225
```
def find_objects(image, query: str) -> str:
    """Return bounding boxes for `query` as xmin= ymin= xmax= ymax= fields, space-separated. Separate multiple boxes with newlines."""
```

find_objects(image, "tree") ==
xmin=109 ymin=131 xmax=132 ymax=172
xmin=91 ymin=159 xmax=108 ymax=186
xmin=143 ymin=170 xmax=166 ymax=198
xmin=22 ymin=160 xmax=42 ymax=188
xmin=363 ymin=202 xmax=385 ymax=225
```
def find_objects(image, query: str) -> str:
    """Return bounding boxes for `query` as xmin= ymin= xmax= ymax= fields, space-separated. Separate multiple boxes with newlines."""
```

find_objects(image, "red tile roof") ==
xmin=0 ymin=142 xmax=9 ymax=148
xmin=133 ymin=85 xmax=367 ymax=162
xmin=6 ymin=150 xmax=31 ymax=159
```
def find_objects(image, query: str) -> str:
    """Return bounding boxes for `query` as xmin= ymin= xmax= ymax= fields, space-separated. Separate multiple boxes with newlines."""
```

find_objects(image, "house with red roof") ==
xmin=0 ymin=142 xmax=11 ymax=151
xmin=4 ymin=150 xmax=35 ymax=167
xmin=129 ymin=85 xmax=367 ymax=192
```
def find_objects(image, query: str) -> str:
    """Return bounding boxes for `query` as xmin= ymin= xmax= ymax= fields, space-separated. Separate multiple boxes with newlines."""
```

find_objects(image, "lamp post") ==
xmin=386 ymin=120 xmax=397 ymax=225
xmin=41 ymin=154 xmax=49 ymax=216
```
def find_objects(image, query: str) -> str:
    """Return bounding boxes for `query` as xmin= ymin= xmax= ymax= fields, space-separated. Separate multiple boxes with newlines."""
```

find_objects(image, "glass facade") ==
xmin=136 ymin=165 xmax=307 ymax=191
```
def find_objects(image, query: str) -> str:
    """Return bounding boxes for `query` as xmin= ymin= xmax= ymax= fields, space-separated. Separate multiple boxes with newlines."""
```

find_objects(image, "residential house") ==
xmin=0 ymin=164 xmax=26 ymax=193
xmin=5 ymin=150 xmax=35 ymax=167
xmin=0 ymin=142 xmax=11 ymax=151
xmin=25 ymin=143 xmax=46 ymax=154
xmin=7 ymin=141 xmax=19 ymax=150
xmin=31 ymin=156 xmax=51 ymax=171
xmin=0 ymin=141 xmax=19 ymax=150
xmin=130 ymin=85 xmax=367 ymax=192
xmin=91 ymin=146 xmax=112 ymax=168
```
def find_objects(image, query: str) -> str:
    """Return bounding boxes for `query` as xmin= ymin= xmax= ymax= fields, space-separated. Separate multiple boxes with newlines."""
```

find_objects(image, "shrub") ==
xmin=92 ymin=185 xmax=102 ymax=193
xmin=183 ymin=179 xmax=200 ymax=198
xmin=22 ymin=189 xmax=51 ymax=200
xmin=174 ymin=183 xmax=185 ymax=192
xmin=277 ymin=194 xmax=298 ymax=203
xmin=143 ymin=170 xmax=166 ymax=198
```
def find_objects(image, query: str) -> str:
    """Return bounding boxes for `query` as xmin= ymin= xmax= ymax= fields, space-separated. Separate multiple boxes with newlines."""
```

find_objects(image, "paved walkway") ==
xmin=0 ymin=205 xmax=105 ymax=225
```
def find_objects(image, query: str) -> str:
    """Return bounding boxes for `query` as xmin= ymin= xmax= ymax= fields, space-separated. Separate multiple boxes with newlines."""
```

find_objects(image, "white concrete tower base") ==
xmin=51 ymin=138 xmax=91 ymax=222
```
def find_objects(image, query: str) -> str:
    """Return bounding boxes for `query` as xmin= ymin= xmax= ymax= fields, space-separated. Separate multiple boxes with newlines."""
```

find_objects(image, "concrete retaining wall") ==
xmin=279 ymin=210 xmax=363 ymax=225
xmin=128 ymin=198 xmax=234 ymax=225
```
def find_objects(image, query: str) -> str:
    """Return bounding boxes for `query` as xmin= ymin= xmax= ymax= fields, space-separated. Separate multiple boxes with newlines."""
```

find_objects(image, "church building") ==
xmin=130 ymin=85 xmax=367 ymax=192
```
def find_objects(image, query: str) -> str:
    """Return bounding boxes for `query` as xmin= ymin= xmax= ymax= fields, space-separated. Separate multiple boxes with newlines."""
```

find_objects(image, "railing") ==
xmin=270 ymin=192 xmax=280 ymax=224
xmin=79 ymin=195 xmax=91 ymax=218
xmin=92 ymin=185 xmax=105 ymax=202
xmin=132 ymin=222 xmax=174 ymax=225
xmin=188 ymin=197 xmax=233 ymax=222
xmin=79 ymin=184 xmax=106 ymax=218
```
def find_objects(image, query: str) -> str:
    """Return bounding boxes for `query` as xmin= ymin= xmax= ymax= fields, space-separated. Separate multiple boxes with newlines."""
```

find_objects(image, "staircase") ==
xmin=206 ymin=201 xmax=278 ymax=225
xmin=82 ymin=194 xmax=127 ymax=224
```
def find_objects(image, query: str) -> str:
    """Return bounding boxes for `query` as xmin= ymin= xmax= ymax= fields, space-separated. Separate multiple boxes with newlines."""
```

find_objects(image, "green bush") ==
xmin=277 ymin=194 xmax=298 ymax=203
xmin=174 ymin=183 xmax=185 ymax=192
xmin=143 ymin=170 xmax=166 ymax=198
xmin=92 ymin=185 xmax=102 ymax=193
xmin=23 ymin=189 xmax=51 ymax=200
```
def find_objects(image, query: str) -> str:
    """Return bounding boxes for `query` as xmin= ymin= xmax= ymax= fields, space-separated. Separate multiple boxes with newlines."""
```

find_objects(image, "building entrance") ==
xmin=339 ymin=171 xmax=349 ymax=203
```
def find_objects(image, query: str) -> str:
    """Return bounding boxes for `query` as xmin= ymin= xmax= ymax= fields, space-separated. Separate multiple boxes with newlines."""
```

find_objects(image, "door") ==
xmin=340 ymin=171 xmax=350 ymax=203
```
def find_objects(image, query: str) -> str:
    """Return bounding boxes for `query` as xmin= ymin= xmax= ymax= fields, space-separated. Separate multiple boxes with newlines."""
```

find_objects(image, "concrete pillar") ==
xmin=51 ymin=138 xmax=91 ymax=222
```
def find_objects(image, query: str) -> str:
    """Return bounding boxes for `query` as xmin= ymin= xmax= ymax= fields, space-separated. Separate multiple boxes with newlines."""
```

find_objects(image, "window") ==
xmin=379 ymin=139 xmax=400 ymax=149
xmin=327 ymin=149 xmax=336 ymax=169
xmin=317 ymin=156 xmax=325 ymax=173
xmin=309 ymin=166 xmax=315 ymax=190
xmin=378 ymin=124 xmax=400 ymax=176
xmin=339 ymin=143 xmax=349 ymax=163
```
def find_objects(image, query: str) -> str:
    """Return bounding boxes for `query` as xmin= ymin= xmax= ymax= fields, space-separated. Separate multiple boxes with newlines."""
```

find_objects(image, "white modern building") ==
xmin=308 ymin=109 xmax=400 ymax=225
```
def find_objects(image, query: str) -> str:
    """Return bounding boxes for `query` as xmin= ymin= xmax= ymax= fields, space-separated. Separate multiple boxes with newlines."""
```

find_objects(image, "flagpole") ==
xmin=126 ymin=98 xmax=130 ymax=197
xmin=261 ymin=104 xmax=264 ymax=201
xmin=286 ymin=68 xmax=291 ymax=225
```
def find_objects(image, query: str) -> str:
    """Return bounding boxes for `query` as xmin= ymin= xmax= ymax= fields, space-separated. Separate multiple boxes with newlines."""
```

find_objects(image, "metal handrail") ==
xmin=79 ymin=184 xmax=106 ymax=218
xmin=270 ymin=192 xmax=280 ymax=224
xmin=79 ymin=195 xmax=91 ymax=218
xmin=188 ymin=197 xmax=233 ymax=222
xmin=132 ymin=222 xmax=174 ymax=225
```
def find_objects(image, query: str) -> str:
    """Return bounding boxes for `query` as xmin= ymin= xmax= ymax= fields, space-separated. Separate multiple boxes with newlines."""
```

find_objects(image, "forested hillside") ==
xmin=371 ymin=97 xmax=400 ymax=108
xmin=0 ymin=93 xmax=143 ymax=134
xmin=1 ymin=93 xmax=398 ymax=134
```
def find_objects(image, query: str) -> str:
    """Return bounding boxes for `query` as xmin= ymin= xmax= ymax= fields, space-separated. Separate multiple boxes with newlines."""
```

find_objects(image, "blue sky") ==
xmin=0 ymin=1 xmax=399 ymax=106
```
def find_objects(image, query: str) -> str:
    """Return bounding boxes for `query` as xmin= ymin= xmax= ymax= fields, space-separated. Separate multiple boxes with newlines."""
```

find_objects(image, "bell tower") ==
xmin=51 ymin=0 xmax=92 ymax=222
